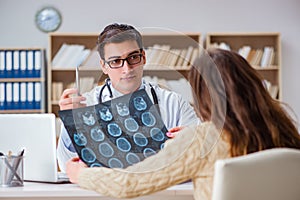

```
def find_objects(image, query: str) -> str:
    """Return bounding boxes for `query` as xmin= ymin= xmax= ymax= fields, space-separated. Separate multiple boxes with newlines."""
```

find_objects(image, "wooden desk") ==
xmin=0 ymin=181 xmax=193 ymax=200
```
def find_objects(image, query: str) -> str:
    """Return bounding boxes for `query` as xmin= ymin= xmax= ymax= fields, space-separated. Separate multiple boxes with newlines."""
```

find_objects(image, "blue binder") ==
xmin=34 ymin=82 xmax=41 ymax=109
xmin=20 ymin=50 xmax=27 ymax=78
xmin=12 ymin=82 xmax=20 ymax=110
xmin=27 ymin=51 xmax=34 ymax=78
xmin=33 ymin=50 xmax=42 ymax=78
xmin=5 ymin=51 xmax=13 ymax=78
xmin=0 ymin=51 xmax=5 ymax=78
xmin=5 ymin=82 xmax=13 ymax=110
xmin=13 ymin=50 xmax=20 ymax=78
xmin=0 ymin=83 xmax=5 ymax=110
xmin=26 ymin=82 xmax=34 ymax=109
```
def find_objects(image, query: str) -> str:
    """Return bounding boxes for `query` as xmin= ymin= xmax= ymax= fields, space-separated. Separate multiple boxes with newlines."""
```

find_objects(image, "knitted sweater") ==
xmin=78 ymin=122 xmax=231 ymax=200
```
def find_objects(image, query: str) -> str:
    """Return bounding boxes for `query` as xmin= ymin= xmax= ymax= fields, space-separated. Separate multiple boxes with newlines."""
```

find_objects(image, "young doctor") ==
xmin=56 ymin=23 xmax=200 ymax=172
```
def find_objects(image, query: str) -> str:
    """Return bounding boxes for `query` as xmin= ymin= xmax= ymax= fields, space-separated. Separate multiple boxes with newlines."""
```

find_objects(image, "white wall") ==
xmin=1 ymin=0 xmax=300 ymax=126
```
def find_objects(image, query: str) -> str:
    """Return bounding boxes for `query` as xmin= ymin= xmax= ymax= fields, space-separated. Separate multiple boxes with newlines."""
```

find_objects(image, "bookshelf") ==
xmin=206 ymin=32 xmax=281 ymax=99
xmin=142 ymin=33 xmax=201 ymax=79
xmin=48 ymin=32 xmax=202 ymax=116
xmin=0 ymin=48 xmax=46 ymax=114
xmin=48 ymin=33 xmax=103 ymax=116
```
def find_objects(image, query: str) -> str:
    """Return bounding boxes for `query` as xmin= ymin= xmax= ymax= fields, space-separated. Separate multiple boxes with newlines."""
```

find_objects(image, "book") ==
xmin=182 ymin=46 xmax=194 ymax=67
xmin=168 ymin=49 xmax=181 ymax=67
xmin=190 ymin=48 xmax=199 ymax=66
xmin=175 ymin=49 xmax=187 ymax=67
xmin=246 ymin=49 xmax=257 ymax=64
xmin=145 ymin=44 xmax=169 ymax=68
xmin=80 ymin=46 xmax=100 ymax=68
xmin=51 ymin=82 xmax=63 ymax=101
xmin=269 ymin=85 xmax=279 ymax=99
xmin=52 ymin=43 xmax=68 ymax=67
xmin=65 ymin=45 xmax=85 ymax=68
xmin=143 ymin=47 xmax=153 ymax=69
xmin=251 ymin=49 xmax=263 ymax=66
xmin=238 ymin=46 xmax=251 ymax=59
xmin=219 ymin=42 xmax=231 ymax=50
xmin=145 ymin=44 xmax=162 ymax=68
xmin=260 ymin=46 xmax=274 ymax=68
xmin=53 ymin=44 xmax=83 ymax=68
xmin=77 ymin=49 xmax=91 ymax=66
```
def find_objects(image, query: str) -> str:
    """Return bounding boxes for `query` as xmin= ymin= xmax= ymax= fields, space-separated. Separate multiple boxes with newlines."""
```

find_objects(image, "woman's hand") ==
xmin=59 ymin=88 xmax=86 ymax=110
xmin=166 ymin=126 xmax=184 ymax=138
xmin=66 ymin=157 xmax=87 ymax=184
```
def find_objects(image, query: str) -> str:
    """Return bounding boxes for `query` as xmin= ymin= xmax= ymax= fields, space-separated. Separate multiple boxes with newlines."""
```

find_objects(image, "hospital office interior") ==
xmin=1 ymin=1 xmax=300 ymax=134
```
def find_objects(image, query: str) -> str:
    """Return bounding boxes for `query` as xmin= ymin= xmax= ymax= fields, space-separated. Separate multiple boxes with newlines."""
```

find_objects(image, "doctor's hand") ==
xmin=66 ymin=157 xmax=87 ymax=184
xmin=59 ymin=88 xmax=86 ymax=110
xmin=166 ymin=126 xmax=184 ymax=138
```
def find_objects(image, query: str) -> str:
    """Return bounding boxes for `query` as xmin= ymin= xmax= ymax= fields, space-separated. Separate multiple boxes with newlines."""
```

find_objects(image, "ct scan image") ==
xmin=59 ymin=89 xmax=169 ymax=168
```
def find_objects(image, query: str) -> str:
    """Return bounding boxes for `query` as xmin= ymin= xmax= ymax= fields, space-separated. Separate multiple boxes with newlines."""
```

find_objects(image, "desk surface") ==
xmin=0 ymin=181 xmax=193 ymax=200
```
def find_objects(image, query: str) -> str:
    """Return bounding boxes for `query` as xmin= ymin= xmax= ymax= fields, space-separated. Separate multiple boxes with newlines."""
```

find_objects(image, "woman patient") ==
xmin=66 ymin=48 xmax=300 ymax=200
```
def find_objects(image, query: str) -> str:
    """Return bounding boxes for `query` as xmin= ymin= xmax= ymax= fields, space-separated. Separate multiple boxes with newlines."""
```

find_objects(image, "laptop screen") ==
xmin=0 ymin=113 xmax=61 ymax=182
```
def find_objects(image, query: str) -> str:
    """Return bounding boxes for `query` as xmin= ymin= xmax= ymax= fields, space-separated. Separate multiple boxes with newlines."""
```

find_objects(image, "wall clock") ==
xmin=35 ymin=7 xmax=62 ymax=33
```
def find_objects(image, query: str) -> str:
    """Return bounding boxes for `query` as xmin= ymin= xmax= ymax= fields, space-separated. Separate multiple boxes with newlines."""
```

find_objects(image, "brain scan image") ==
xmin=133 ymin=96 xmax=147 ymax=111
xmin=141 ymin=111 xmax=156 ymax=127
xmin=124 ymin=117 xmax=139 ymax=132
xmin=59 ymin=89 xmax=168 ymax=168
xmin=98 ymin=142 xmax=114 ymax=157
xmin=116 ymin=137 xmax=131 ymax=152
xmin=81 ymin=147 xmax=96 ymax=163
xmin=143 ymin=148 xmax=156 ymax=158
xmin=74 ymin=132 xmax=87 ymax=146
xmin=99 ymin=106 xmax=113 ymax=121
xmin=116 ymin=103 xmax=129 ymax=116
xmin=90 ymin=127 xmax=105 ymax=142
xmin=150 ymin=127 xmax=165 ymax=142
xmin=133 ymin=132 xmax=148 ymax=147
xmin=90 ymin=163 xmax=102 ymax=167
xmin=82 ymin=112 xmax=96 ymax=126
xmin=126 ymin=152 xmax=140 ymax=165
xmin=107 ymin=122 xmax=122 ymax=137
xmin=108 ymin=158 xmax=124 ymax=168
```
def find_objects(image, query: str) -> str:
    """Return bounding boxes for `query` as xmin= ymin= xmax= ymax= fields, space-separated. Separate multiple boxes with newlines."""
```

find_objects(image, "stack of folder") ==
xmin=0 ymin=49 xmax=45 ymax=111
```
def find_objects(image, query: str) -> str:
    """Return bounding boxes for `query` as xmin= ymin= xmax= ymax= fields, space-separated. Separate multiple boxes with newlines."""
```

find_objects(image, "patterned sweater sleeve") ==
xmin=78 ymin=122 xmax=216 ymax=198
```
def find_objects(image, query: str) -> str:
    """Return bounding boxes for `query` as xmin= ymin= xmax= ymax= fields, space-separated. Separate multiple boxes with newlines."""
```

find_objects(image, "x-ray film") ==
xmin=59 ymin=89 xmax=169 ymax=168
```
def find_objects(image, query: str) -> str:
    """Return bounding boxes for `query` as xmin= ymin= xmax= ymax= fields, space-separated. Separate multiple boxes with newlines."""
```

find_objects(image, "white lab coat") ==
xmin=57 ymin=79 xmax=200 ymax=172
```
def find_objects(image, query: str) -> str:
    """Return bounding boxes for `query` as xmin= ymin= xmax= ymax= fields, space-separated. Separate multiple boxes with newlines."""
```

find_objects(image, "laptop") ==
xmin=0 ymin=113 xmax=69 ymax=183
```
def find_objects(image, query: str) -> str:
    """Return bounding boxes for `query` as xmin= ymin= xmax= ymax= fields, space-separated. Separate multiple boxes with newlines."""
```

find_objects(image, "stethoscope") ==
xmin=98 ymin=78 xmax=160 ymax=110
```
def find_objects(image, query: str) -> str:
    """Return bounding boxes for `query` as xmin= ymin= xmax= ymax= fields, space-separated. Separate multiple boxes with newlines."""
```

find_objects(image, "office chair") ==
xmin=212 ymin=148 xmax=300 ymax=200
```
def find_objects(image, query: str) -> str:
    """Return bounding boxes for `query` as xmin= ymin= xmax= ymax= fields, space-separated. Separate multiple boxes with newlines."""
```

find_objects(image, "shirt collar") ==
xmin=109 ymin=79 xmax=146 ymax=98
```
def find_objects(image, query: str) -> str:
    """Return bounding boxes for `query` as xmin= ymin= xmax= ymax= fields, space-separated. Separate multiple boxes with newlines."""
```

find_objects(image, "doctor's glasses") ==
xmin=104 ymin=53 xmax=143 ymax=69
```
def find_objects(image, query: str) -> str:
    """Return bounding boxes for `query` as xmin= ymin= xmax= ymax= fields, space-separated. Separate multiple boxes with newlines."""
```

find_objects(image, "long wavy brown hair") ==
xmin=189 ymin=48 xmax=300 ymax=157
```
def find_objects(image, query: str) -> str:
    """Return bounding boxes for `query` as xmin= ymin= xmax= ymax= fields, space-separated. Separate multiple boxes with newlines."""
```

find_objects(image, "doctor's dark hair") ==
xmin=189 ymin=48 xmax=300 ymax=157
xmin=97 ymin=23 xmax=143 ymax=60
